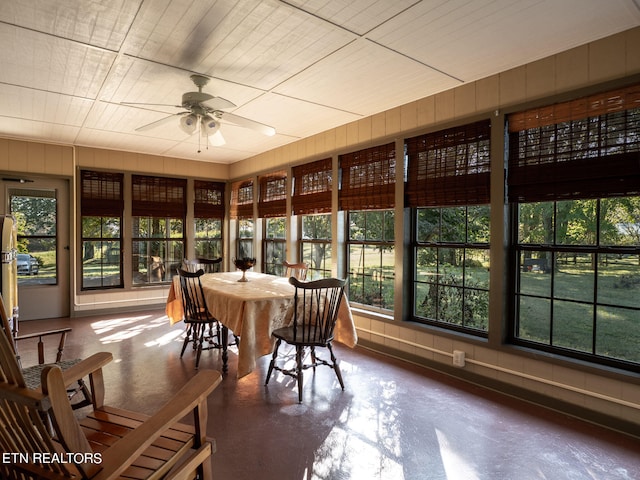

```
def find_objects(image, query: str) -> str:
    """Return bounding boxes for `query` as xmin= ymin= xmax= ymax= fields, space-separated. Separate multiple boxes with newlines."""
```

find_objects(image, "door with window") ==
xmin=5 ymin=177 xmax=70 ymax=319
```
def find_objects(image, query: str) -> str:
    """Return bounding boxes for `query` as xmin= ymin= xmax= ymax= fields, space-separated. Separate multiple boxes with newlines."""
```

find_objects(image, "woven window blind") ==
xmin=80 ymin=170 xmax=124 ymax=216
xmin=230 ymin=179 xmax=254 ymax=219
xmin=291 ymin=158 xmax=332 ymax=215
xmin=508 ymin=83 xmax=640 ymax=202
xmin=194 ymin=180 xmax=225 ymax=218
xmin=258 ymin=171 xmax=287 ymax=218
xmin=405 ymin=120 xmax=491 ymax=207
xmin=131 ymin=175 xmax=186 ymax=218
xmin=339 ymin=142 xmax=395 ymax=210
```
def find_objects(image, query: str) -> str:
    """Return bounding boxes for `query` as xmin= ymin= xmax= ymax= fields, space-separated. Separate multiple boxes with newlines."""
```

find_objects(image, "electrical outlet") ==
xmin=453 ymin=350 xmax=466 ymax=367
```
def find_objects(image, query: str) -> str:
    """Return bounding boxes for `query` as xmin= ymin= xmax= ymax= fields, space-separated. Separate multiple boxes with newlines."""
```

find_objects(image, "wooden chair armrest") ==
xmin=59 ymin=352 xmax=113 ymax=387
xmin=0 ymin=382 xmax=49 ymax=411
xmin=14 ymin=327 xmax=72 ymax=342
xmin=14 ymin=328 xmax=73 ymax=364
xmin=93 ymin=369 xmax=222 ymax=480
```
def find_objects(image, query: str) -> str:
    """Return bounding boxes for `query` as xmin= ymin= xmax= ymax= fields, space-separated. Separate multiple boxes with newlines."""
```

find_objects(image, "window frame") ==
xmin=79 ymin=170 xmax=124 ymax=290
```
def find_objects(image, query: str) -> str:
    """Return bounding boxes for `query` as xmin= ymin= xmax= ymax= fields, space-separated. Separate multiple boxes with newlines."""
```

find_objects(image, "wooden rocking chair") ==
xmin=0 ymin=295 xmax=91 ymax=409
xmin=0 ymin=302 xmax=222 ymax=480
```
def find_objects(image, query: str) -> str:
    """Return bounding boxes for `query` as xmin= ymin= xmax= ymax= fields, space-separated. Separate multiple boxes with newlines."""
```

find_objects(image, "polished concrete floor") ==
xmin=15 ymin=309 xmax=640 ymax=480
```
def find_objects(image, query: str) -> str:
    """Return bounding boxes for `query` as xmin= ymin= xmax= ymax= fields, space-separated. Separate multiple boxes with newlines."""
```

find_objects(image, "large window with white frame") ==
xmin=80 ymin=170 xmax=123 ymax=290
xmin=259 ymin=172 xmax=287 ymax=275
xmin=194 ymin=180 xmax=225 ymax=259
xmin=131 ymin=175 xmax=185 ymax=285
xmin=230 ymin=179 xmax=254 ymax=261
xmin=340 ymin=143 xmax=396 ymax=311
xmin=507 ymin=84 xmax=640 ymax=371
xmin=301 ymin=214 xmax=332 ymax=280
xmin=406 ymin=120 xmax=492 ymax=334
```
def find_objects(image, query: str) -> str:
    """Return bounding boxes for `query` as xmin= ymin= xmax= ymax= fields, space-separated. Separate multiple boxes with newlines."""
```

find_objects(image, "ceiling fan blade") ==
xmin=122 ymin=102 xmax=183 ymax=108
xmin=135 ymin=113 xmax=184 ymax=132
xmin=205 ymin=96 xmax=237 ymax=110
xmin=221 ymin=112 xmax=276 ymax=136
xmin=209 ymin=129 xmax=226 ymax=146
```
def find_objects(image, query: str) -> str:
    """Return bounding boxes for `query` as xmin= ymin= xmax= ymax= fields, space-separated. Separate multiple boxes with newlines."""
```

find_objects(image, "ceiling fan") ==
xmin=123 ymin=74 xmax=276 ymax=148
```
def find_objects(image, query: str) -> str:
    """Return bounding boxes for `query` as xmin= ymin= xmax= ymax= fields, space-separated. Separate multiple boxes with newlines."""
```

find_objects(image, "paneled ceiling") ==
xmin=1 ymin=0 xmax=639 ymax=165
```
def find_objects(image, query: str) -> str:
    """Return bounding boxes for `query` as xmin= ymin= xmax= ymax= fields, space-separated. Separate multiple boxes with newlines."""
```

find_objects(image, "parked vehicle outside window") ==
xmin=16 ymin=253 xmax=39 ymax=275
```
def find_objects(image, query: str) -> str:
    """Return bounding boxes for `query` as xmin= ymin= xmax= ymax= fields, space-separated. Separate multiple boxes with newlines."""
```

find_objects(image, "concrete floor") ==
xmin=16 ymin=309 xmax=640 ymax=480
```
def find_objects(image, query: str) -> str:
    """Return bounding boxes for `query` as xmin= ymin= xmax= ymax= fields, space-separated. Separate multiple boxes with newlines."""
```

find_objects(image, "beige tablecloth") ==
xmin=166 ymin=271 xmax=357 ymax=378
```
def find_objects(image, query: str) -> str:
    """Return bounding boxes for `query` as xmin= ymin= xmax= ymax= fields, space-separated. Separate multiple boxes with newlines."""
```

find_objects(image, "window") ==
xmin=406 ymin=120 xmax=491 ymax=334
xmin=259 ymin=172 xmax=287 ymax=274
xmin=508 ymin=84 xmax=640 ymax=370
xmin=10 ymin=189 xmax=58 ymax=286
xmin=80 ymin=170 xmax=123 ymax=289
xmin=341 ymin=143 xmax=396 ymax=310
xmin=238 ymin=219 xmax=254 ymax=259
xmin=131 ymin=175 xmax=186 ymax=285
xmin=414 ymin=206 xmax=490 ymax=331
xmin=301 ymin=214 xmax=332 ymax=279
xmin=194 ymin=180 xmax=225 ymax=259
xmin=264 ymin=217 xmax=286 ymax=275
xmin=231 ymin=179 xmax=254 ymax=260
xmin=292 ymin=159 xmax=333 ymax=280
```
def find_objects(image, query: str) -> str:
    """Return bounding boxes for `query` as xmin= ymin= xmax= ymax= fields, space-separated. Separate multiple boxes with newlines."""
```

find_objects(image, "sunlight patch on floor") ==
xmin=91 ymin=314 xmax=172 ymax=344
xmin=435 ymin=428 xmax=480 ymax=480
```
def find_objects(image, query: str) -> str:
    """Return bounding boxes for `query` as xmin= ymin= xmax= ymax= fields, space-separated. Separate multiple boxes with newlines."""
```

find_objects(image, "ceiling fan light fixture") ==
xmin=200 ymin=115 xmax=219 ymax=137
xmin=179 ymin=113 xmax=197 ymax=134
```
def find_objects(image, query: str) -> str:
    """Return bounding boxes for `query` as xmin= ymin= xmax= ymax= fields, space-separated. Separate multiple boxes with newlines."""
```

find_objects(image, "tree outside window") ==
xmin=301 ymin=214 xmax=332 ymax=280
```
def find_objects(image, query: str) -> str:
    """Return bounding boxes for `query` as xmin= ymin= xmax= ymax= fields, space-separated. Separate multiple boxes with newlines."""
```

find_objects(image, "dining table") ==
xmin=166 ymin=271 xmax=358 ymax=378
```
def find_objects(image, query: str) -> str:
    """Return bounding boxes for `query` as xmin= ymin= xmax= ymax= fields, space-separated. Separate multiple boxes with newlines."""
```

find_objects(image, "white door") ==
xmin=4 ymin=176 xmax=70 ymax=320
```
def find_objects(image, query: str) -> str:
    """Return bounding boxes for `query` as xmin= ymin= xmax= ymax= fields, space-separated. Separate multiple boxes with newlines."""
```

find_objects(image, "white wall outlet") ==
xmin=453 ymin=350 xmax=466 ymax=367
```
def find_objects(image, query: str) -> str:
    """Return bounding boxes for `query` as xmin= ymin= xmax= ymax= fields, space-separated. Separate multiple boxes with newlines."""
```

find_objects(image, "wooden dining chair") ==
xmin=0 ymin=315 xmax=221 ymax=480
xmin=265 ymin=277 xmax=347 ymax=402
xmin=283 ymin=261 xmax=308 ymax=280
xmin=178 ymin=268 xmax=224 ymax=369
xmin=182 ymin=257 xmax=222 ymax=274
xmin=196 ymin=257 xmax=223 ymax=273
xmin=0 ymin=295 xmax=91 ymax=409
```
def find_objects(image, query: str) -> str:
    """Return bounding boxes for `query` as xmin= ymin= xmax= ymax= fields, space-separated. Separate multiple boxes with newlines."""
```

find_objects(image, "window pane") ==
xmin=601 ymin=197 xmax=640 ymax=247
xmin=441 ymin=207 xmax=466 ymax=243
xmin=82 ymin=240 xmax=121 ymax=288
xmin=266 ymin=217 xmax=286 ymax=239
xmin=239 ymin=219 xmax=253 ymax=238
xmin=554 ymin=253 xmax=594 ymax=302
xmin=597 ymin=254 xmax=640 ymax=308
xmin=519 ymin=202 xmax=554 ymax=244
xmin=556 ymin=199 xmax=597 ymax=245
xmin=465 ymin=248 xmax=490 ymax=289
xmin=518 ymin=251 xmax=552 ymax=296
xmin=552 ymin=301 xmax=594 ymax=353
xmin=416 ymin=208 xmax=440 ymax=243
xmin=517 ymin=297 xmax=550 ymax=344
xmin=596 ymin=306 xmax=640 ymax=363
xmin=468 ymin=205 xmax=490 ymax=243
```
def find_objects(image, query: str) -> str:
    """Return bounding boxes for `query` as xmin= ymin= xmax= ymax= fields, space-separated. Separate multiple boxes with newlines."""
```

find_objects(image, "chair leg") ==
xmin=265 ymin=339 xmax=281 ymax=385
xmin=296 ymin=345 xmax=304 ymax=403
xmin=180 ymin=324 xmax=193 ymax=358
xmin=327 ymin=343 xmax=344 ymax=390
xmin=310 ymin=346 xmax=317 ymax=373
xmin=194 ymin=324 xmax=206 ymax=369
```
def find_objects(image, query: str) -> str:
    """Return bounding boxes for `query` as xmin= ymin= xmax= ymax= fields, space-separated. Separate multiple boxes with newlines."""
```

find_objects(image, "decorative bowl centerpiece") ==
xmin=233 ymin=257 xmax=256 ymax=282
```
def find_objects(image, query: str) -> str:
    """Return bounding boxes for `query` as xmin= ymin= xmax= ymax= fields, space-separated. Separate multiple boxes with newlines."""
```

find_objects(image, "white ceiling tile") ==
xmin=368 ymin=0 xmax=640 ymax=82
xmin=235 ymin=92 xmax=361 ymax=138
xmin=121 ymin=0 xmax=356 ymax=90
xmin=0 ymin=0 xmax=140 ymax=50
xmin=274 ymin=38 xmax=460 ymax=116
xmin=285 ymin=0 xmax=418 ymax=35
xmin=0 ymin=24 xmax=116 ymax=98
